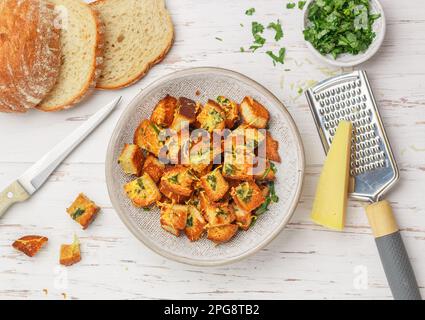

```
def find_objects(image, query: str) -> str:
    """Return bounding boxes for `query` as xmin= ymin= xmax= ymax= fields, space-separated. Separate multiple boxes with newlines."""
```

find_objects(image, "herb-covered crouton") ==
xmin=185 ymin=206 xmax=207 ymax=241
xmin=204 ymin=201 xmax=236 ymax=227
xmin=196 ymin=100 xmax=226 ymax=133
xmin=150 ymin=95 xmax=177 ymax=127
xmin=118 ymin=143 xmax=144 ymax=176
xmin=231 ymin=181 xmax=265 ymax=212
xmin=200 ymin=168 xmax=229 ymax=202
xmin=207 ymin=224 xmax=238 ymax=244
xmin=59 ymin=235 xmax=81 ymax=266
xmin=188 ymin=138 xmax=213 ymax=175
xmin=169 ymin=97 xmax=197 ymax=132
xmin=239 ymin=96 xmax=270 ymax=129
xmin=66 ymin=193 xmax=100 ymax=229
xmin=142 ymin=155 xmax=165 ymax=183
xmin=233 ymin=204 xmax=253 ymax=231
xmin=159 ymin=166 xmax=195 ymax=202
xmin=124 ymin=173 xmax=161 ymax=207
xmin=216 ymin=96 xmax=239 ymax=128
xmin=12 ymin=235 xmax=48 ymax=257
xmin=133 ymin=119 xmax=163 ymax=157
xmin=160 ymin=203 xmax=188 ymax=236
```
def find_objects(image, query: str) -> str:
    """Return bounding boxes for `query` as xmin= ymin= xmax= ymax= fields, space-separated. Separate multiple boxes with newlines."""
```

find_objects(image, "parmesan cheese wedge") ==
xmin=311 ymin=120 xmax=353 ymax=230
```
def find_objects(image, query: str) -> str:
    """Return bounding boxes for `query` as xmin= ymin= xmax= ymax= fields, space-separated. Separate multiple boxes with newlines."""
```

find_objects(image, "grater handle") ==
xmin=366 ymin=200 xmax=422 ymax=300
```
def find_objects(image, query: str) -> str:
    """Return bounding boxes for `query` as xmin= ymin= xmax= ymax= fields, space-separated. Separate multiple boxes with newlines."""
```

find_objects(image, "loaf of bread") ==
xmin=37 ymin=0 xmax=104 ymax=112
xmin=0 ymin=0 xmax=61 ymax=113
xmin=91 ymin=0 xmax=174 ymax=89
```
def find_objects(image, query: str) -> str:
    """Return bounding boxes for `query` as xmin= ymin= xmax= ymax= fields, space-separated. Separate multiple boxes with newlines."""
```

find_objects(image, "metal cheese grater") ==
xmin=306 ymin=70 xmax=421 ymax=300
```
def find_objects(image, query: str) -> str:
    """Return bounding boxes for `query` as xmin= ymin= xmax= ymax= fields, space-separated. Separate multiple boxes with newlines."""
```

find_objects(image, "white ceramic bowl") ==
xmin=105 ymin=67 xmax=305 ymax=266
xmin=302 ymin=0 xmax=386 ymax=67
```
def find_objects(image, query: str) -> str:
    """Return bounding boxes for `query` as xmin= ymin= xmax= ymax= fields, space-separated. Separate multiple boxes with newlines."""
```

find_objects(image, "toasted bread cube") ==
xmin=207 ymin=224 xmax=238 ymax=244
xmin=222 ymin=149 xmax=256 ymax=181
xmin=169 ymin=97 xmax=197 ymax=132
xmin=233 ymin=204 xmax=253 ymax=231
xmin=142 ymin=155 xmax=165 ymax=183
xmin=216 ymin=96 xmax=239 ymax=128
xmin=239 ymin=96 xmax=269 ymax=129
xmin=150 ymin=95 xmax=177 ymax=127
xmin=159 ymin=166 xmax=195 ymax=199
xmin=60 ymin=235 xmax=81 ymax=266
xmin=133 ymin=119 xmax=163 ymax=157
xmin=159 ymin=183 xmax=189 ymax=204
xmin=66 ymin=193 xmax=100 ymax=229
xmin=231 ymin=181 xmax=265 ymax=212
xmin=118 ymin=143 xmax=144 ymax=176
xmin=160 ymin=204 xmax=188 ymax=236
xmin=229 ymin=124 xmax=266 ymax=150
xmin=265 ymin=132 xmax=281 ymax=162
xmin=253 ymin=159 xmax=276 ymax=181
xmin=204 ymin=202 xmax=236 ymax=227
xmin=188 ymin=138 xmax=213 ymax=174
xmin=185 ymin=206 xmax=207 ymax=241
xmin=12 ymin=235 xmax=48 ymax=257
xmin=124 ymin=173 xmax=161 ymax=207
xmin=200 ymin=169 xmax=229 ymax=202
xmin=196 ymin=100 xmax=226 ymax=133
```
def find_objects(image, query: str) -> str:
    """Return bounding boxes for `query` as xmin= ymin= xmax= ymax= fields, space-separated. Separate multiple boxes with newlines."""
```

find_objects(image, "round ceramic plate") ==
xmin=105 ymin=67 xmax=305 ymax=266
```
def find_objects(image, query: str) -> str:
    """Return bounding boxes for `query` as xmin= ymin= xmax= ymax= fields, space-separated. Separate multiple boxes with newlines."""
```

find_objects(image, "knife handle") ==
xmin=366 ymin=200 xmax=422 ymax=300
xmin=0 ymin=181 xmax=29 ymax=218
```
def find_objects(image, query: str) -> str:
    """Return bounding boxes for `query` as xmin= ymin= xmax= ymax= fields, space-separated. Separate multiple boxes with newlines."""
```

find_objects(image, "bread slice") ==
xmin=91 ymin=0 xmax=173 ymax=89
xmin=37 ymin=0 xmax=104 ymax=112
xmin=0 ymin=0 xmax=61 ymax=113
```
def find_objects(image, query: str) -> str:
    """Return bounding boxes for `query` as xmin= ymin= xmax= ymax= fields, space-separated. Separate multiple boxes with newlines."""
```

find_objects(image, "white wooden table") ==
xmin=0 ymin=0 xmax=424 ymax=300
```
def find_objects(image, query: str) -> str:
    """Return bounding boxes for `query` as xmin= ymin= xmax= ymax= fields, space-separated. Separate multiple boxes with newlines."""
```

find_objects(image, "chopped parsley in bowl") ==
xmin=302 ymin=0 xmax=385 ymax=67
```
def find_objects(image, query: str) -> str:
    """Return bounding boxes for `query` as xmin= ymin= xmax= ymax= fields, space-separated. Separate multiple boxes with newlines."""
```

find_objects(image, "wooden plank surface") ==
xmin=0 ymin=0 xmax=424 ymax=299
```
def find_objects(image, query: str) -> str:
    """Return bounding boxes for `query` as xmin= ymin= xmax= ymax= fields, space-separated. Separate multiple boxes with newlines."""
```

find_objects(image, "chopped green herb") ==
xmin=240 ymin=23 xmax=244 ymax=27
xmin=252 ymin=21 xmax=264 ymax=35
xmin=236 ymin=183 xmax=253 ymax=203
xmin=298 ymin=1 xmax=306 ymax=10
xmin=143 ymin=207 xmax=151 ymax=211
xmin=254 ymin=181 xmax=279 ymax=216
xmin=240 ymin=47 xmax=245 ymax=52
xmin=286 ymin=2 xmax=296 ymax=9
xmin=303 ymin=0 xmax=381 ymax=59
xmin=266 ymin=47 xmax=286 ymax=65
xmin=186 ymin=216 xmax=193 ymax=227
xmin=217 ymin=96 xmax=230 ymax=105
xmin=216 ymin=208 xmax=228 ymax=216
xmin=206 ymin=175 xmax=217 ymax=191
xmin=150 ymin=123 xmax=160 ymax=135
xmin=245 ymin=8 xmax=255 ymax=16
xmin=137 ymin=178 xmax=145 ymax=190
xmin=270 ymin=162 xmax=277 ymax=173
xmin=223 ymin=163 xmax=235 ymax=176
xmin=267 ymin=20 xmax=283 ymax=41
xmin=71 ymin=208 xmax=85 ymax=220
xmin=215 ymin=37 xmax=223 ymax=41
xmin=168 ymin=174 xmax=179 ymax=184
xmin=297 ymin=87 xmax=303 ymax=95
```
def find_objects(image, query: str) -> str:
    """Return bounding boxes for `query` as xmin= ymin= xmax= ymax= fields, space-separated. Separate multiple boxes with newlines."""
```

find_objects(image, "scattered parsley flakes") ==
xmin=303 ymin=0 xmax=381 ymax=59
xmin=267 ymin=20 xmax=283 ymax=41
xmin=266 ymin=48 xmax=286 ymax=65
xmin=240 ymin=47 xmax=245 ymax=52
xmin=250 ymin=21 xmax=266 ymax=51
xmin=251 ymin=21 xmax=264 ymax=35
xmin=286 ymin=2 xmax=296 ymax=9
xmin=215 ymin=37 xmax=223 ymax=41
xmin=245 ymin=7 xmax=255 ymax=16
xmin=240 ymin=23 xmax=244 ymax=27
xmin=298 ymin=1 xmax=306 ymax=10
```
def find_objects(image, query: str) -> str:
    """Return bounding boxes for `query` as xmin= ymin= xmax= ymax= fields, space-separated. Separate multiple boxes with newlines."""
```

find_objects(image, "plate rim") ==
xmin=105 ymin=67 xmax=305 ymax=266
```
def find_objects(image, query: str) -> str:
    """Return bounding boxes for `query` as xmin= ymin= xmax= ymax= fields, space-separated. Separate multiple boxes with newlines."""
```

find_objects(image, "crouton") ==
xmin=159 ymin=166 xmax=195 ymax=202
xmin=216 ymin=96 xmax=239 ymax=128
xmin=196 ymin=100 xmax=226 ymax=133
xmin=160 ymin=204 xmax=188 ymax=236
xmin=66 ymin=193 xmax=100 ymax=229
xmin=265 ymin=132 xmax=281 ymax=162
xmin=204 ymin=202 xmax=236 ymax=227
xmin=231 ymin=181 xmax=265 ymax=212
xmin=169 ymin=97 xmax=197 ymax=132
xmin=150 ymin=95 xmax=177 ymax=127
xmin=118 ymin=143 xmax=144 ymax=176
xmin=239 ymin=96 xmax=269 ymax=129
xmin=200 ymin=168 xmax=229 ymax=202
xmin=222 ymin=149 xmax=256 ymax=181
xmin=124 ymin=173 xmax=162 ymax=207
xmin=142 ymin=155 xmax=165 ymax=183
xmin=59 ymin=235 xmax=81 ymax=266
xmin=12 ymin=235 xmax=48 ymax=257
xmin=188 ymin=138 xmax=213 ymax=175
xmin=185 ymin=206 xmax=207 ymax=241
xmin=228 ymin=124 xmax=266 ymax=151
xmin=233 ymin=204 xmax=252 ymax=231
xmin=133 ymin=119 xmax=163 ymax=157
xmin=207 ymin=224 xmax=238 ymax=244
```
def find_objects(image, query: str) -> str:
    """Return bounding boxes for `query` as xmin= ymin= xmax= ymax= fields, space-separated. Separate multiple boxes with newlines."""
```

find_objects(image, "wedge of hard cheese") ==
xmin=311 ymin=120 xmax=352 ymax=230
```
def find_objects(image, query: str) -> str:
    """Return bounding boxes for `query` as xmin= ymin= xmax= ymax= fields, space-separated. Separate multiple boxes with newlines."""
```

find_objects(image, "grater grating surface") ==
xmin=306 ymin=70 xmax=399 ymax=202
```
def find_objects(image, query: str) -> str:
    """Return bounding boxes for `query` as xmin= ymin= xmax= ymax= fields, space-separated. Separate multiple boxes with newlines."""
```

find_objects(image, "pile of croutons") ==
xmin=118 ymin=94 xmax=281 ymax=244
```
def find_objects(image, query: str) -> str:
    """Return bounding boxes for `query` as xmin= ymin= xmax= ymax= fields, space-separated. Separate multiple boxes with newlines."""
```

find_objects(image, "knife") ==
xmin=0 ymin=96 xmax=122 ymax=219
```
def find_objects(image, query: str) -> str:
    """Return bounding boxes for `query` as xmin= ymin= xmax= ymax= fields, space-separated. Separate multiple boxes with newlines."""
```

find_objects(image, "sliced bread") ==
xmin=0 ymin=0 xmax=61 ymax=113
xmin=37 ymin=0 xmax=104 ymax=112
xmin=91 ymin=0 xmax=173 ymax=89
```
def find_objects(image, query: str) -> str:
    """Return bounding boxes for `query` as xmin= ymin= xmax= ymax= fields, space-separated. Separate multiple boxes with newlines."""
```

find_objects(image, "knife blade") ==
xmin=0 ymin=96 xmax=122 ymax=218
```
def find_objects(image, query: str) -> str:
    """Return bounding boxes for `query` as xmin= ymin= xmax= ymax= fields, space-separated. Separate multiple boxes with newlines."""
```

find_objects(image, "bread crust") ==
xmin=0 ymin=0 xmax=61 ymax=113
xmin=36 ymin=2 xmax=105 ymax=112
xmin=91 ymin=0 xmax=174 ymax=90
